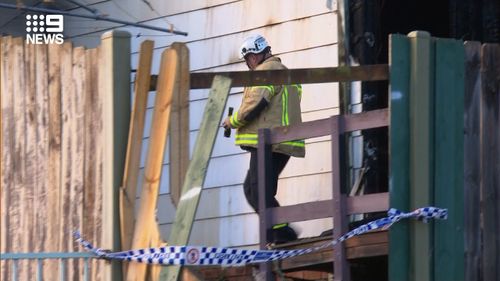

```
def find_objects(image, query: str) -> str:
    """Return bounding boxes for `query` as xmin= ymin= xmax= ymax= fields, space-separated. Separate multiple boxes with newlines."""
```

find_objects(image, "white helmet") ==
xmin=239 ymin=34 xmax=270 ymax=59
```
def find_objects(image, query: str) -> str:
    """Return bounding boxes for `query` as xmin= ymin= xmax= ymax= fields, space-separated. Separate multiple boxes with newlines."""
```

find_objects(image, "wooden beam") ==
xmin=278 ymin=231 xmax=389 ymax=271
xmin=267 ymin=193 xmax=389 ymax=225
xmin=119 ymin=40 xmax=154 ymax=276
xmin=269 ymin=109 xmax=389 ymax=144
xmin=100 ymin=30 xmax=131 ymax=281
xmin=149 ymin=65 xmax=389 ymax=90
xmin=126 ymin=45 xmax=178 ymax=281
xmin=433 ymin=37 xmax=465 ymax=281
xmin=160 ymin=75 xmax=231 ymax=281
xmin=408 ymin=31 xmax=434 ymax=281
xmin=388 ymin=34 xmax=411 ymax=281
xmin=169 ymin=42 xmax=190 ymax=207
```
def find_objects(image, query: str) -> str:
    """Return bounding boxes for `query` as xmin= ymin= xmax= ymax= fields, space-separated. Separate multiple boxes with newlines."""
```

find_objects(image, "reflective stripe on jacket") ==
xmin=231 ymin=56 xmax=305 ymax=157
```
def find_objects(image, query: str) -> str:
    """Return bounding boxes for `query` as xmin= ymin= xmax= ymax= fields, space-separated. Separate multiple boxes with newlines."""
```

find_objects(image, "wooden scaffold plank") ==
xmin=161 ymin=75 xmax=232 ymax=281
xmin=169 ymin=42 xmax=190 ymax=208
xmin=126 ymin=45 xmax=179 ymax=281
xmin=120 ymin=39 xmax=154 ymax=278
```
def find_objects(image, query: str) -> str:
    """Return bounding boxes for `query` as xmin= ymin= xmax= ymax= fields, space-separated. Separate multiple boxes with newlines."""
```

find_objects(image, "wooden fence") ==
xmin=464 ymin=42 xmax=500 ymax=281
xmin=0 ymin=31 xmax=131 ymax=281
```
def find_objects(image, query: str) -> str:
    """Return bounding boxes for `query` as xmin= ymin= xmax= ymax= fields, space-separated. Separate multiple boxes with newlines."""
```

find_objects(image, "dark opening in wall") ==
xmin=348 ymin=0 xmax=451 ymax=196
xmin=348 ymin=0 xmax=498 ymax=197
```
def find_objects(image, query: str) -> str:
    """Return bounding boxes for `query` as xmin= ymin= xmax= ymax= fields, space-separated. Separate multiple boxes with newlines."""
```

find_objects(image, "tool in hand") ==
xmin=224 ymin=107 xmax=234 ymax=138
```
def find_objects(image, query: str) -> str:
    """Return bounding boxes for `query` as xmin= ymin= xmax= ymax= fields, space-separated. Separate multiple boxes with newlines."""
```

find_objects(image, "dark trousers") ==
xmin=243 ymin=148 xmax=290 ymax=212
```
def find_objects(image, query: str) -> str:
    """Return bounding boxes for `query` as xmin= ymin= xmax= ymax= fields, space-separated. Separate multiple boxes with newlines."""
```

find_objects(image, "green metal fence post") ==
xmin=433 ymin=37 xmax=465 ymax=281
xmin=388 ymin=33 xmax=411 ymax=281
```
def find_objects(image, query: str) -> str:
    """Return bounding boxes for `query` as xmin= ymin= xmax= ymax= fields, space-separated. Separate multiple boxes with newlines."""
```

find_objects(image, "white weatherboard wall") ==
xmin=66 ymin=0 xmax=340 ymax=249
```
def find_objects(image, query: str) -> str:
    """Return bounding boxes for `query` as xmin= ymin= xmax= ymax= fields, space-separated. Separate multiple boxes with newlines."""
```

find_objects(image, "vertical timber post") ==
xmin=257 ymin=128 xmax=273 ymax=281
xmin=331 ymin=116 xmax=349 ymax=281
xmin=100 ymin=30 xmax=131 ymax=281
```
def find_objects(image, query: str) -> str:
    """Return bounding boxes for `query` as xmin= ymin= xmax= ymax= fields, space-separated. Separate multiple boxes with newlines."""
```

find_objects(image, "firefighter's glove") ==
xmin=222 ymin=117 xmax=233 ymax=130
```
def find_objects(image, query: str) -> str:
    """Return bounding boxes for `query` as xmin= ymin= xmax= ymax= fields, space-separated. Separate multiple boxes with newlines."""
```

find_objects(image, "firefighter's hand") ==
xmin=222 ymin=117 xmax=232 ymax=130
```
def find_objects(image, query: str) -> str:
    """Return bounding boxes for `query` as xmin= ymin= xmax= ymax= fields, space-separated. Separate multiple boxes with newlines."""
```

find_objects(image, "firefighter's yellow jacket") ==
xmin=229 ymin=56 xmax=305 ymax=157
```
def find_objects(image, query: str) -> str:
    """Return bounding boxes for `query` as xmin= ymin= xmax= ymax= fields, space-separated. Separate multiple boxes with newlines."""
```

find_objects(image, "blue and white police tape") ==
xmin=74 ymin=206 xmax=447 ymax=266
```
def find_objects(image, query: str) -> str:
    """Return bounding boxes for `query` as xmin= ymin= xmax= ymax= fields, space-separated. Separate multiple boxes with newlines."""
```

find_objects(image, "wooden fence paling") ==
xmin=100 ymin=30 xmax=131 ymax=281
xmin=60 ymin=41 xmax=74 ymax=281
xmin=120 ymin=40 xmax=154 ymax=268
xmin=480 ymin=43 xmax=500 ymax=281
xmin=127 ymin=46 xmax=178 ymax=281
xmin=47 ymin=42 xmax=63 ymax=281
xmin=408 ymin=31 xmax=434 ymax=281
xmin=433 ymin=38 xmax=465 ymax=281
xmin=0 ymin=35 xmax=4 ymax=281
xmin=34 ymin=42 xmax=49 ymax=279
xmin=87 ymin=46 xmax=104 ymax=281
xmin=162 ymin=75 xmax=232 ymax=281
xmin=71 ymin=46 xmax=87 ymax=279
xmin=464 ymin=41 xmax=482 ymax=281
xmin=24 ymin=42 xmax=37 ymax=279
xmin=388 ymin=34 xmax=411 ymax=281
xmin=0 ymin=36 xmax=13 ymax=281
xmin=169 ymin=42 xmax=190 ymax=207
xmin=12 ymin=37 xmax=28 ymax=281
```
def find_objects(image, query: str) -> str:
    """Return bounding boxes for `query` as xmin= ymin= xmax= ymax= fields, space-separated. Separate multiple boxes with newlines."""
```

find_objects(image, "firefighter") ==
xmin=222 ymin=34 xmax=305 ymax=244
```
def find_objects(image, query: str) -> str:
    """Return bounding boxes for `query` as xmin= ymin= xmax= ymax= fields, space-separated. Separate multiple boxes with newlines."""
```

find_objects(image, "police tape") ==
xmin=74 ymin=206 xmax=447 ymax=266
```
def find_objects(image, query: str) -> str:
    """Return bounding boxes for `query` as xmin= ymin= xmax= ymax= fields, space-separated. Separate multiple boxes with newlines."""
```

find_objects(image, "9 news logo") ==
xmin=25 ymin=14 xmax=64 ymax=45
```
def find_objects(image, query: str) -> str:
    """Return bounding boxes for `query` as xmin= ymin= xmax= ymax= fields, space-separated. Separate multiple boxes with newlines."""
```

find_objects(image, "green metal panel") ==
xmin=408 ymin=31 xmax=434 ymax=281
xmin=388 ymin=34 xmax=411 ymax=281
xmin=433 ymin=38 xmax=465 ymax=281
xmin=160 ymin=75 xmax=232 ymax=281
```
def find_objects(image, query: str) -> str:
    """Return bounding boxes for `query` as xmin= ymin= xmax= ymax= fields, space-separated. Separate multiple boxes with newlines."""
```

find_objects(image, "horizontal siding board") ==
xmin=70 ymin=2 xmax=336 ymax=50
xmin=141 ymin=14 xmax=337 ymax=72
xmin=128 ymin=0 xmax=334 ymax=53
